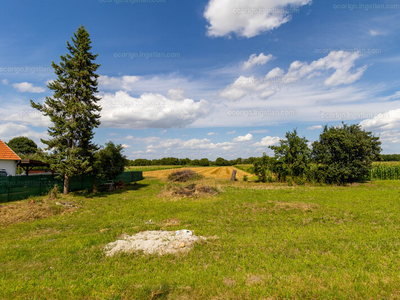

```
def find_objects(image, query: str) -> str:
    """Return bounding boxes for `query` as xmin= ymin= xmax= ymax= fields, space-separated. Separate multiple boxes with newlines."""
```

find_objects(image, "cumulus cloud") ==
xmin=99 ymin=91 xmax=209 ymax=129
xmin=0 ymin=122 xmax=48 ymax=144
xmin=207 ymin=132 xmax=218 ymax=136
xmin=285 ymin=51 xmax=367 ymax=87
xmin=253 ymin=136 xmax=280 ymax=147
xmin=227 ymin=131 xmax=236 ymax=134
xmin=121 ymin=144 xmax=131 ymax=149
xmin=307 ymin=125 xmax=323 ymax=130
xmin=2 ymin=79 xmax=9 ymax=85
xmin=242 ymin=53 xmax=274 ymax=70
xmin=233 ymin=133 xmax=253 ymax=142
xmin=12 ymin=82 xmax=45 ymax=93
xmin=167 ymin=88 xmax=186 ymax=100
xmin=204 ymin=0 xmax=312 ymax=38
xmin=220 ymin=51 xmax=366 ymax=101
xmin=360 ymin=109 xmax=400 ymax=131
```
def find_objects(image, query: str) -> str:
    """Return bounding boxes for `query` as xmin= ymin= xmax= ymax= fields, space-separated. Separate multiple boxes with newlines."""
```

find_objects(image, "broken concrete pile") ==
xmin=104 ymin=230 xmax=205 ymax=256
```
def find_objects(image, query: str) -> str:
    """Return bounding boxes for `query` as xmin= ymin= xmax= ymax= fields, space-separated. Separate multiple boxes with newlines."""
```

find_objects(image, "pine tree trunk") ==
xmin=64 ymin=174 xmax=69 ymax=195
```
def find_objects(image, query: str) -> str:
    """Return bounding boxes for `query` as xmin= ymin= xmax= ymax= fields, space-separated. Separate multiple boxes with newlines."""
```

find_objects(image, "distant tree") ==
xmin=215 ymin=157 xmax=229 ymax=166
xmin=312 ymin=124 xmax=381 ymax=184
xmin=7 ymin=136 xmax=38 ymax=157
xmin=31 ymin=26 xmax=101 ymax=194
xmin=95 ymin=142 xmax=127 ymax=181
xmin=179 ymin=158 xmax=191 ymax=165
xmin=269 ymin=129 xmax=311 ymax=181
xmin=191 ymin=159 xmax=201 ymax=166
xmin=199 ymin=158 xmax=210 ymax=166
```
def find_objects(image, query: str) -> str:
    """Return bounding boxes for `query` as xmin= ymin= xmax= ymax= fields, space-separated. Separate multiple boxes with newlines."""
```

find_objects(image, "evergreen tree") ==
xmin=31 ymin=26 xmax=101 ymax=194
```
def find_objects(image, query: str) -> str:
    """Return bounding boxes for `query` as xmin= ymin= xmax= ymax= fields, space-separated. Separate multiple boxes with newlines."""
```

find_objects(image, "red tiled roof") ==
xmin=0 ymin=139 xmax=21 ymax=161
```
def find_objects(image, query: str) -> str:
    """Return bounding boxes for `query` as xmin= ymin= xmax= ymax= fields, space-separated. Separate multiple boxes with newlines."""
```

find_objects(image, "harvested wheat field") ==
xmin=143 ymin=166 xmax=252 ymax=180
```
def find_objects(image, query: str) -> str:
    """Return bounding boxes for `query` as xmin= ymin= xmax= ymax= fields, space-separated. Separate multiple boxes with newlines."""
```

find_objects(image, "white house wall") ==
xmin=0 ymin=160 xmax=18 ymax=176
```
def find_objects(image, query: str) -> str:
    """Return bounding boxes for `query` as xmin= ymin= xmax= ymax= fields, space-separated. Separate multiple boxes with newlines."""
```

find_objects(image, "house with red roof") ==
xmin=0 ymin=139 xmax=21 ymax=176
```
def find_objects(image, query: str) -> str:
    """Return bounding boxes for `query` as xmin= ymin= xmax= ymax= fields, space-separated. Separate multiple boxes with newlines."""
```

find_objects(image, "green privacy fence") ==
xmin=0 ymin=171 xmax=143 ymax=203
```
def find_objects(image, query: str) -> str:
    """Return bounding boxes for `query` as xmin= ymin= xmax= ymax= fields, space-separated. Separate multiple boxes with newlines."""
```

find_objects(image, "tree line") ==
xmin=127 ymin=157 xmax=258 ymax=167
xmin=254 ymin=124 xmax=382 ymax=185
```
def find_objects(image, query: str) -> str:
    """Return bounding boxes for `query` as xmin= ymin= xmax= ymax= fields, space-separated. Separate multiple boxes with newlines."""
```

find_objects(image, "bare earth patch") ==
xmin=104 ymin=230 xmax=206 ymax=256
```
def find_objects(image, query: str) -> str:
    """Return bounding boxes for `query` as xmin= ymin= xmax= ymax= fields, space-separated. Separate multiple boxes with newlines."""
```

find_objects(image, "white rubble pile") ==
xmin=104 ymin=230 xmax=205 ymax=256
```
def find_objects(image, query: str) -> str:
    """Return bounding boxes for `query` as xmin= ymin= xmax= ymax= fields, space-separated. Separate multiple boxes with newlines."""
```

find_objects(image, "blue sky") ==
xmin=1 ymin=0 xmax=400 ymax=160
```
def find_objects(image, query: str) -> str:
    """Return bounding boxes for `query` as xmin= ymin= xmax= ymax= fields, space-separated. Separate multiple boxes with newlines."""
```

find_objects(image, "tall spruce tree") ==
xmin=31 ymin=26 xmax=101 ymax=194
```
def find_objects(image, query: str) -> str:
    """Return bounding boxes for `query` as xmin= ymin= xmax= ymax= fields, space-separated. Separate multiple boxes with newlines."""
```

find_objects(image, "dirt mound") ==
xmin=167 ymin=169 xmax=203 ymax=182
xmin=104 ymin=230 xmax=205 ymax=256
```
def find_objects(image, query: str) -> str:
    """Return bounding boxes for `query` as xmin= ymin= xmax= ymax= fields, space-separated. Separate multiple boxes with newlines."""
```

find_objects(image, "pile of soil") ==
xmin=104 ymin=230 xmax=205 ymax=256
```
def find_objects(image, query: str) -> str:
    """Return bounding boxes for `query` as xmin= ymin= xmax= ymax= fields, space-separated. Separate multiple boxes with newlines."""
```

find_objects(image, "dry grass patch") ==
xmin=274 ymin=201 xmax=319 ymax=212
xmin=159 ymin=183 xmax=219 ymax=199
xmin=0 ymin=196 xmax=78 ymax=226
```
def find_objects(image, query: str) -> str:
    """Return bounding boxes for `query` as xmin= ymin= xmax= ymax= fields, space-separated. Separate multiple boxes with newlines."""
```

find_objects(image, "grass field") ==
xmin=1 ymin=177 xmax=400 ymax=299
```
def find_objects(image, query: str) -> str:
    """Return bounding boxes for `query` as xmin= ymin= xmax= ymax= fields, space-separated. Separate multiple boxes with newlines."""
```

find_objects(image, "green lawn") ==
xmin=1 ymin=179 xmax=400 ymax=299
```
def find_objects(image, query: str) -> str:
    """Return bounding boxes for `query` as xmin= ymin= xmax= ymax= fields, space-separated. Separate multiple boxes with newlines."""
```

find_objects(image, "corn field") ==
xmin=370 ymin=162 xmax=400 ymax=180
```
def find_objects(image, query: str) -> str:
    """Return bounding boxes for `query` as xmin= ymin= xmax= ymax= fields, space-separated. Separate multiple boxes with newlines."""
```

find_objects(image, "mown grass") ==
xmin=1 ymin=179 xmax=400 ymax=299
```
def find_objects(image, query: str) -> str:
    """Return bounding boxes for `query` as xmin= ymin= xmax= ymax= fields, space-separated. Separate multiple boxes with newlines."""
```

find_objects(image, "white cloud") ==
xmin=220 ymin=51 xmax=366 ymax=101
xmin=369 ymin=29 xmax=383 ymax=36
xmin=167 ymin=88 xmax=186 ymax=100
xmin=360 ymin=109 xmax=400 ymax=131
xmin=12 ymin=82 xmax=45 ymax=93
xmin=242 ymin=53 xmax=274 ymax=70
xmin=253 ymin=136 xmax=280 ymax=147
xmin=204 ymin=0 xmax=312 ymax=38
xmin=307 ymin=125 xmax=323 ymax=130
xmin=207 ymin=132 xmax=218 ymax=136
xmin=0 ymin=122 xmax=48 ymax=146
xmin=121 ymin=144 xmax=131 ymax=149
xmin=227 ymin=131 xmax=236 ymax=134
xmin=99 ymin=91 xmax=209 ymax=129
xmin=233 ymin=133 xmax=253 ymax=142
xmin=2 ymin=79 xmax=9 ymax=85
xmin=285 ymin=51 xmax=367 ymax=87
xmin=98 ymin=75 xmax=141 ymax=91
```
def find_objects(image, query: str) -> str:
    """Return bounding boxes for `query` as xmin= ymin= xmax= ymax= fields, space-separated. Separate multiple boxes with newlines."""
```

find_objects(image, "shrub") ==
xmin=312 ymin=124 xmax=381 ymax=184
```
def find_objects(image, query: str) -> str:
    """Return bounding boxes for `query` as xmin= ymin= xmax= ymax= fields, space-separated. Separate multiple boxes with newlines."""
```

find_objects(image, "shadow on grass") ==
xmin=73 ymin=181 xmax=150 ymax=199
